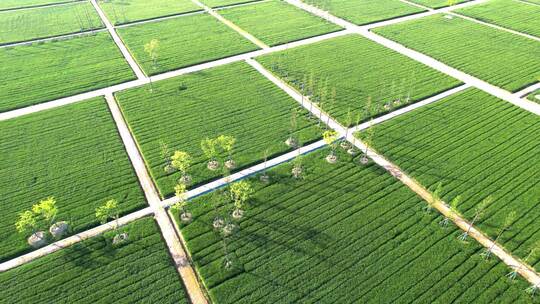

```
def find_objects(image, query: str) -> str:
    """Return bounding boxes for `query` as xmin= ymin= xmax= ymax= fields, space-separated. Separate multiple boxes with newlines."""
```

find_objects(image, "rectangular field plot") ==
xmin=0 ymin=218 xmax=190 ymax=304
xmin=0 ymin=98 xmax=145 ymax=262
xmin=117 ymin=13 xmax=258 ymax=75
xmin=456 ymin=0 xmax=540 ymax=38
xmin=115 ymin=62 xmax=322 ymax=198
xmin=374 ymin=14 xmax=540 ymax=92
xmin=256 ymin=34 xmax=461 ymax=126
xmin=0 ymin=2 xmax=103 ymax=45
xmin=357 ymin=88 xmax=540 ymax=271
xmin=217 ymin=0 xmax=342 ymax=46
xmin=303 ymin=0 xmax=425 ymax=25
xmin=174 ymin=148 xmax=535 ymax=303
xmin=408 ymin=0 xmax=470 ymax=8
xmin=0 ymin=0 xmax=79 ymax=10
xmin=98 ymin=0 xmax=202 ymax=25
xmin=0 ymin=32 xmax=135 ymax=113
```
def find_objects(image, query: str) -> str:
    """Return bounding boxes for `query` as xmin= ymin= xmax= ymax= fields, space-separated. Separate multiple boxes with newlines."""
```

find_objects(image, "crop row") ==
xmin=358 ymin=88 xmax=540 ymax=271
xmin=0 ymin=31 xmax=135 ymax=113
xmin=115 ymin=61 xmax=322 ymax=198
xmin=374 ymin=14 xmax=540 ymax=92
xmin=0 ymin=217 xmax=189 ymax=303
xmin=0 ymin=97 xmax=145 ymax=262
xmin=98 ymin=0 xmax=202 ymax=25
xmin=256 ymin=34 xmax=461 ymax=126
xmin=175 ymin=147 xmax=535 ymax=303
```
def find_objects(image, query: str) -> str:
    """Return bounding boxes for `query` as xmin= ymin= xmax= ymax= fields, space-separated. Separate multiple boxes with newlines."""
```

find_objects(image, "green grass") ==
xmin=0 ymin=32 xmax=135 ymax=113
xmin=0 ymin=2 xmax=103 ymax=45
xmin=115 ymin=61 xmax=322 ymax=199
xmin=174 ymin=147 xmax=537 ymax=303
xmin=374 ymin=14 xmax=540 ymax=92
xmin=456 ymin=0 xmax=540 ymax=37
xmin=199 ymin=0 xmax=261 ymax=8
xmin=117 ymin=13 xmax=258 ymax=75
xmin=98 ymin=0 xmax=202 ymax=25
xmin=356 ymin=88 xmax=540 ymax=271
xmin=408 ymin=0 xmax=470 ymax=8
xmin=217 ymin=0 xmax=342 ymax=46
xmin=0 ymin=97 xmax=145 ymax=262
xmin=0 ymin=0 xmax=79 ymax=10
xmin=527 ymin=89 xmax=540 ymax=103
xmin=0 ymin=218 xmax=190 ymax=304
xmin=256 ymin=34 xmax=461 ymax=126
xmin=303 ymin=0 xmax=425 ymax=25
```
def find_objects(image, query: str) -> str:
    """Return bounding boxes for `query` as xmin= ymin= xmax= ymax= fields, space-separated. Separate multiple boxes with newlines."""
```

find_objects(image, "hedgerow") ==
xmin=0 ymin=97 xmax=145 ymax=262
xmin=357 ymin=88 xmax=540 ymax=271
xmin=0 ymin=217 xmax=190 ymax=304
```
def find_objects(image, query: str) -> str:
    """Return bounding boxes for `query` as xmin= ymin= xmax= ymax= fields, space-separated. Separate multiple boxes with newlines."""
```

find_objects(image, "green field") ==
xmin=303 ymin=0 xmax=425 ymax=25
xmin=0 ymin=32 xmax=135 ymax=113
xmin=374 ymin=14 xmax=540 ymax=92
xmin=218 ymin=0 xmax=342 ymax=46
xmin=175 ymin=147 xmax=536 ymax=303
xmin=0 ymin=98 xmax=145 ymax=262
xmin=408 ymin=0 xmax=470 ymax=8
xmin=0 ymin=2 xmax=103 ymax=45
xmin=256 ymin=34 xmax=461 ymax=125
xmin=117 ymin=13 xmax=258 ymax=75
xmin=0 ymin=218 xmax=190 ymax=304
xmin=522 ymin=0 xmax=540 ymax=4
xmin=98 ymin=0 xmax=202 ymax=25
xmin=456 ymin=0 xmax=540 ymax=37
xmin=115 ymin=62 xmax=322 ymax=198
xmin=0 ymin=0 xmax=79 ymax=10
xmin=200 ymin=0 xmax=261 ymax=8
xmin=357 ymin=88 xmax=540 ymax=271
xmin=527 ymin=89 xmax=540 ymax=103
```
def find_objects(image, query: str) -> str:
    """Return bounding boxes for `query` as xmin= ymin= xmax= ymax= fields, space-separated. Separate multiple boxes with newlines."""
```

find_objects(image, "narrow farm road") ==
xmin=248 ymin=58 xmax=540 ymax=289
xmin=0 ymin=29 xmax=108 ymax=49
xmin=90 ymin=0 xmax=147 ymax=79
xmin=515 ymin=82 xmax=540 ymax=98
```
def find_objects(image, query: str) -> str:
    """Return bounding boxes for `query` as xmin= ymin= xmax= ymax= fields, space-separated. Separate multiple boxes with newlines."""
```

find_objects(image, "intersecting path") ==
xmin=247 ymin=59 xmax=540 ymax=288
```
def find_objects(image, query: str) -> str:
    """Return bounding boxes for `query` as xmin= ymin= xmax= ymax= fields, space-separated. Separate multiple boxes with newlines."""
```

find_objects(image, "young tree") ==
xmin=217 ymin=135 xmax=236 ymax=170
xmin=160 ymin=140 xmax=173 ymax=173
xmin=326 ymin=87 xmax=337 ymax=127
xmin=95 ymin=199 xmax=120 ymax=225
xmin=229 ymin=180 xmax=253 ymax=219
xmin=323 ymin=130 xmax=339 ymax=164
xmin=360 ymin=120 xmax=374 ymax=165
xmin=341 ymin=109 xmax=353 ymax=150
xmin=440 ymin=195 xmax=461 ymax=227
xmin=144 ymin=39 xmax=160 ymax=91
xmin=508 ymin=241 xmax=540 ymax=281
xmin=292 ymin=150 xmax=303 ymax=179
xmin=481 ymin=211 xmax=517 ymax=259
xmin=15 ymin=211 xmax=37 ymax=237
xmin=260 ymin=148 xmax=271 ymax=184
xmin=459 ymin=196 xmax=493 ymax=241
xmin=171 ymin=150 xmax=192 ymax=184
xmin=424 ymin=182 xmax=443 ymax=213
xmin=172 ymin=183 xmax=192 ymax=223
xmin=285 ymin=108 xmax=298 ymax=148
xmin=201 ymin=137 xmax=219 ymax=171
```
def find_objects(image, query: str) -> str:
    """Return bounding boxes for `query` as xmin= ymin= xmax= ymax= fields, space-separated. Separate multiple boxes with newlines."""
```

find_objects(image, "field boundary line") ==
xmin=90 ymin=0 xmax=147 ymax=79
xmin=514 ymin=0 xmax=540 ymax=6
xmin=514 ymin=83 xmax=540 ymax=98
xmin=0 ymin=207 xmax=153 ymax=272
xmin=105 ymin=94 xmax=208 ymax=304
xmin=0 ymin=28 xmax=107 ymax=49
xmin=397 ymin=0 xmax=434 ymax=11
xmin=283 ymin=0 xmax=540 ymax=116
xmin=248 ymin=58 xmax=540 ymax=288
xmin=189 ymin=0 xmax=269 ymax=49
xmin=449 ymin=12 xmax=540 ymax=42
xmin=114 ymin=10 xmax=205 ymax=28
xmin=0 ymin=0 xmax=84 ymax=13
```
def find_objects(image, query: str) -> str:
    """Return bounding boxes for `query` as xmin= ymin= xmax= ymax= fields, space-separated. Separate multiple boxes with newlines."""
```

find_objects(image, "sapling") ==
xmin=229 ymin=180 xmax=253 ymax=219
xmin=201 ymin=137 xmax=219 ymax=171
xmin=340 ymin=109 xmax=353 ymax=149
xmin=507 ymin=241 xmax=540 ymax=280
xmin=481 ymin=211 xmax=517 ymax=259
xmin=218 ymin=135 xmax=236 ymax=170
xmin=360 ymin=120 xmax=374 ymax=165
xmin=144 ymin=39 xmax=160 ymax=91
xmin=326 ymin=87 xmax=336 ymax=127
xmin=424 ymin=182 xmax=443 ymax=213
xmin=172 ymin=183 xmax=192 ymax=223
xmin=260 ymin=148 xmax=271 ymax=184
xmin=292 ymin=150 xmax=303 ymax=179
xmin=159 ymin=140 xmax=174 ymax=173
xmin=171 ymin=150 xmax=192 ymax=185
xmin=440 ymin=195 xmax=461 ymax=227
xmin=323 ymin=130 xmax=339 ymax=164
xmin=307 ymin=71 xmax=316 ymax=120
xmin=459 ymin=196 xmax=493 ymax=241
xmin=285 ymin=108 xmax=298 ymax=148
xmin=95 ymin=199 xmax=126 ymax=244
xmin=317 ymin=78 xmax=329 ymax=127
xmin=347 ymin=113 xmax=362 ymax=156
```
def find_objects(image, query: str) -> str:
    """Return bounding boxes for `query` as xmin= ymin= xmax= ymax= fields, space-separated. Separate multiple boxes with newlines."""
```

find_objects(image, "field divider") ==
xmin=189 ymin=0 xmax=269 ymax=49
xmin=0 ymin=28 xmax=108 ymax=49
xmin=114 ymin=10 xmax=206 ymax=29
xmin=105 ymin=94 xmax=208 ymax=304
xmin=396 ymin=0 xmax=434 ymax=11
xmin=0 ymin=0 xmax=85 ymax=13
xmin=90 ymin=0 xmax=147 ymax=79
xmin=247 ymin=57 xmax=540 ymax=289
xmin=514 ymin=82 xmax=540 ymax=98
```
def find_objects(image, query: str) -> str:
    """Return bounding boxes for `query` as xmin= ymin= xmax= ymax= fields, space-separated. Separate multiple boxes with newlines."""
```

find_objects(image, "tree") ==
xmin=201 ymin=137 xmax=219 ymax=171
xmin=171 ymin=151 xmax=192 ymax=184
xmin=341 ymin=109 xmax=353 ymax=149
xmin=260 ymin=148 xmax=270 ymax=183
xmin=292 ymin=150 xmax=303 ymax=179
xmin=440 ymin=195 xmax=461 ymax=227
xmin=32 ymin=197 xmax=58 ymax=226
xmin=95 ymin=199 xmax=119 ymax=225
xmin=459 ymin=196 xmax=493 ymax=241
xmin=286 ymin=108 xmax=298 ymax=148
xmin=360 ymin=119 xmax=374 ymax=165
xmin=481 ymin=211 xmax=516 ymax=259
xmin=424 ymin=182 xmax=442 ymax=213
xmin=15 ymin=211 xmax=37 ymax=236
xmin=230 ymin=180 xmax=253 ymax=219
xmin=218 ymin=135 xmax=236 ymax=169
xmin=508 ymin=241 xmax=540 ymax=281
xmin=323 ymin=130 xmax=339 ymax=163
xmin=172 ymin=183 xmax=192 ymax=223
xmin=144 ymin=39 xmax=160 ymax=91
xmin=160 ymin=140 xmax=173 ymax=173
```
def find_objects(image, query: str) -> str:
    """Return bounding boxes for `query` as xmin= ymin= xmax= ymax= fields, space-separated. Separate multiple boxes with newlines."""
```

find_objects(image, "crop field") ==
xmin=0 ymin=0 xmax=79 ymax=10
xmin=374 ymin=14 xmax=540 ymax=92
xmin=116 ymin=62 xmax=322 ymax=198
xmin=200 ymin=0 xmax=261 ymax=8
xmin=0 ymin=98 xmax=145 ymax=262
xmin=175 ymin=148 xmax=536 ymax=303
xmin=0 ymin=32 xmax=135 ymax=112
xmin=0 ymin=2 xmax=103 ymax=45
xmin=357 ymin=88 xmax=540 ymax=270
xmin=98 ymin=0 xmax=202 ymax=25
xmin=117 ymin=13 xmax=258 ymax=75
xmin=256 ymin=34 xmax=461 ymax=125
xmin=456 ymin=0 xmax=540 ymax=38
xmin=303 ymin=0 xmax=425 ymax=25
xmin=217 ymin=0 xmax=342 ymax=46
xmin=0 ymin=217 xmax=190 ymax=303
xmin=528 ymin=89 xmax=540 ymax=103
xmin=408 ymin=0 xmax=470 ymax=8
